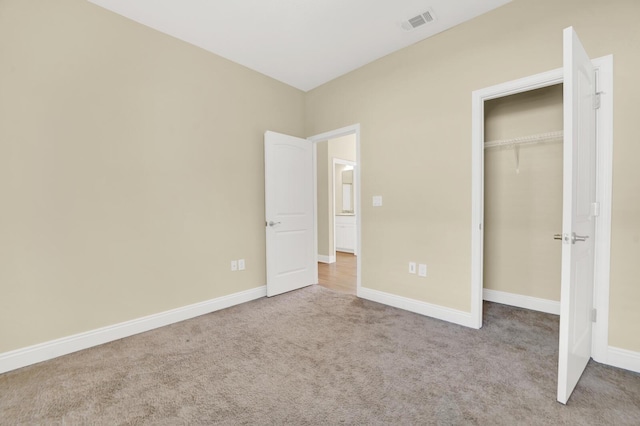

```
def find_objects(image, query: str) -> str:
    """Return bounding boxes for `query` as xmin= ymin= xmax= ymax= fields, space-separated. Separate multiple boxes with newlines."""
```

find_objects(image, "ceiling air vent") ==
xmin=401 ymin=9 xmax=436 ymax=32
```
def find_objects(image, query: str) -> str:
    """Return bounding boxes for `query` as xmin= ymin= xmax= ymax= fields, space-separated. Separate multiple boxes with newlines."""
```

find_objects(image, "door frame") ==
xmin=470 ymin=55 xmax=613 ymax=364
xmin=308 ymin=124 xmax=362 ymax=293
xmin=333 ymin=158 xmax=358 ymax=257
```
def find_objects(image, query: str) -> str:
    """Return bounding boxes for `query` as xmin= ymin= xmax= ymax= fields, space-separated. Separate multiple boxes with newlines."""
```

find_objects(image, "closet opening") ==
xmin=482 ymin=84 xmax=564 ymax=315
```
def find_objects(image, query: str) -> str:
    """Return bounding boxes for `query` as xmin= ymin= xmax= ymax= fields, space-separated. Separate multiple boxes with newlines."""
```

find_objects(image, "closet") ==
xmin=483 ymin=84 xmax=563 ymax=306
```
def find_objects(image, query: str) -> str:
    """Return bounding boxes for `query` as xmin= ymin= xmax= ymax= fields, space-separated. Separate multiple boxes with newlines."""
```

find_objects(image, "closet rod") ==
xmin=484 ymin=130 xmax=563 ymax=149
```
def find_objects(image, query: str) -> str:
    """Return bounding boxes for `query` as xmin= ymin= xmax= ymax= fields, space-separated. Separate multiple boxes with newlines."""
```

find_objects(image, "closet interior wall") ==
xmin=483 ymin=84 xmax=564 ymax=303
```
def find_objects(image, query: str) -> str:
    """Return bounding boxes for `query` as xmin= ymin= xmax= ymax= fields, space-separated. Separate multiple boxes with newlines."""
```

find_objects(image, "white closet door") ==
xmin=557 ymin=26 xmax=598 ymax=405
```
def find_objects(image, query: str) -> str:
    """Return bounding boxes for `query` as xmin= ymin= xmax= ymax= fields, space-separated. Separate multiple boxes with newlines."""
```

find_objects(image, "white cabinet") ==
xmin=335 ymin=215 xmax=356 ymax=253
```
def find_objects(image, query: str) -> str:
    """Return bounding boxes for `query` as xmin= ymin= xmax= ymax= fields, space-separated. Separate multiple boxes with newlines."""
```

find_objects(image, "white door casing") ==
xmin=557 ymin=26 xmax=598 ymax=405
xmin=470 ymin=60 xmax=613 ymax=330
xmin=307 ymin=124 xmax=362 ymax=293
xmin=264 ymin=131 xmax=317 ymax=297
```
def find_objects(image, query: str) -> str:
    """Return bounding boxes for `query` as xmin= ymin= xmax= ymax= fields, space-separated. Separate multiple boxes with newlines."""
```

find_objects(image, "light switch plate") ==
xmin=409 ymin=262 xmax=416 ymax=274
xmin=231 ymin=260 xmax=238 ymax=271
xmin=373 ymin=196 xmax=383 ymax=207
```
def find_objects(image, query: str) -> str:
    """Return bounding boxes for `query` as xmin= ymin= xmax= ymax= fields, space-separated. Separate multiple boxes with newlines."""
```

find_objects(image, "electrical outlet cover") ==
xmin=418 ymin=264 xmax=427 ymax=277
xmin=238 ymin=259 xmax=245 ymax=270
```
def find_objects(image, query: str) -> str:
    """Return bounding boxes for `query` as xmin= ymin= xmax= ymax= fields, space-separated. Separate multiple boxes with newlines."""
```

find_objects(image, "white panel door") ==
xmin=557 ymin=27 xmax=598 ymax=404
xmin=264 ymin=131 xmax=316 ymax=297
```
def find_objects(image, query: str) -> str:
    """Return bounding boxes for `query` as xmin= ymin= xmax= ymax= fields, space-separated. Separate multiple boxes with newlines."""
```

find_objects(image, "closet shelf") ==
xmin=484 ymin=131 xmax=563 ymax=149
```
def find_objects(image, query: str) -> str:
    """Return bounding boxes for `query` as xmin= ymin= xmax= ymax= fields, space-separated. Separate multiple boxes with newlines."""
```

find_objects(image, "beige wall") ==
xmin=484 ymin=85 xmax=563 ymax=301
xmin=305 ymin=0 xmax=640 ymax=352
xmin=3 ymin=0 xmax=640 ymax=358
xmin=317 ymin=135 xmax=356 ymax=257
xmin=330 ymin=136 xmax=357 ymax=164
xmin=484 ymin=85 xmax=564 ymax=141
xmin=316 ymin=142 xmax=331 ymax=256
xmin=0 ymin=0 xmax=304 ymax=352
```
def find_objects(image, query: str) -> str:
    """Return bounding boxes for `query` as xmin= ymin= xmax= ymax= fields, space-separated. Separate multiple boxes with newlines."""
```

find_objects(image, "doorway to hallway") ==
xmin=312 ymin=127 xmax=360 ymax=296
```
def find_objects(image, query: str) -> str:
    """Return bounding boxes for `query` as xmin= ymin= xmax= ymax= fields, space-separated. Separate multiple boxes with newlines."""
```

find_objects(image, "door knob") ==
xmin=572 ymin=232 xmax=589 ymax=243
xmin=554 ymin=233 xmax=589 ymax=243
xmin=268 ymin=221 xmax=281 ymax=227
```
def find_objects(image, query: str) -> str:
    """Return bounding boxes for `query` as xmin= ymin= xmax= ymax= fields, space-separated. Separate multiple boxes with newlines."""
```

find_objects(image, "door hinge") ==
xmin=591 ymin=308 xmax=597 ymax=323
xmin=592 ymin=202 xmax=600 ymax=217
xmin=593 ymin=92 xmax=602 ymax=110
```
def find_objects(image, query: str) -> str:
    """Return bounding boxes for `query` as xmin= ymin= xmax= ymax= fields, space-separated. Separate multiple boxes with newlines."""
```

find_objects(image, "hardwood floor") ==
xmin=318 ymin=252 xmax=357 ymax=295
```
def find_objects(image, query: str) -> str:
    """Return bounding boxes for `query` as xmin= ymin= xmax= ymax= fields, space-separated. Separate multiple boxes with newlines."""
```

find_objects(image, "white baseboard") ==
xmin=483 ymin=289 xmax=560 ymax=315
xmin=606 ymin=346 xmax=640 ymax=374
xmin=336 ymin=249 xmax=355 ymax=254
xmin=0 ymin=286 xmax=267 ymax=375
xmin=318 ymin=255 xmax=336 ymax=264
xmin=358 ymin=287 xmax=476 ymax=328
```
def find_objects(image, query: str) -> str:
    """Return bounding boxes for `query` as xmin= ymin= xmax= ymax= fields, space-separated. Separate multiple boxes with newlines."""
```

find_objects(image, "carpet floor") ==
xmin=1 ymin=285 xmax=639 ymax=425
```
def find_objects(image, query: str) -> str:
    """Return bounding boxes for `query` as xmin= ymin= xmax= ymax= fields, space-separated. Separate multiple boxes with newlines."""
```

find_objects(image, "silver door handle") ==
xmin=572 ymin=232 xmax=589 ymax=243
xmin=554 ymin=233 xmax=589 ymax=243
xmin=268 ymin=221 xmax=281 ymax=227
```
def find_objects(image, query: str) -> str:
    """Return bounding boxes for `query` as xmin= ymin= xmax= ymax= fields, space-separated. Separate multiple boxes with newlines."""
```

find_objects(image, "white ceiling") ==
xmin=88 ymin=0 xmax=512 ymax=92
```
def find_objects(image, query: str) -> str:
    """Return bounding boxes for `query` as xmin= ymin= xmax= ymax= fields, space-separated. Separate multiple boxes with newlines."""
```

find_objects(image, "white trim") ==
xmin=0 ymin=286 xmax=266 ymax=374
xmin=470 ymin=55 xmax=613 ymax=360
xmin=307 ymin=124 xmax=360 ymax=143
xmin=606 ymin=347 xmax=640 ymax=374
xmin=483 ymin=289 xmax=560 ymax=315
xmin=359 ymin=288 xmax=477 ymax=329
xmin=318 ymin=254 xmax=336 ymax=264
xmin=312 ymin=142 xmax=319 ymax=284
xmin=308 ymin=124 xmax=361 ymax=293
